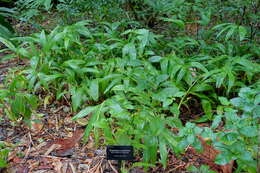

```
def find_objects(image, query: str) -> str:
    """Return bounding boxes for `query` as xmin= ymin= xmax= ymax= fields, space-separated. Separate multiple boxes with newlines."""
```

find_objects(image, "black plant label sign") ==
xmin=106 ymin=145 xmax=134 ymax=160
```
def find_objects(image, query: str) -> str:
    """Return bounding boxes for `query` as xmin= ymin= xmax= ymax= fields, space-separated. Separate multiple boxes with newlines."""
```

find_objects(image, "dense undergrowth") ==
xmin=0 ymin=0 xmax=259 ymax=172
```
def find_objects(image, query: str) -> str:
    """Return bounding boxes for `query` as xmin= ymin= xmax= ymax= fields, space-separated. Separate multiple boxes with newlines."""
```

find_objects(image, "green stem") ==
xmin=177 ymin=79 xmax=198 ymax=110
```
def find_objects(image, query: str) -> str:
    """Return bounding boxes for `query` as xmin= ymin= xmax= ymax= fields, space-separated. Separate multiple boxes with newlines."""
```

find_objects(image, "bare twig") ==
xmin=62 ymin=161 xmax=68 ymax=173
xmin=166 ymin=164 xmax=186 ymax=173
xmin=44 ymin=144 xmax=61 ymax=156
xmin=28 ymin=132 xmax=34 ymax=146
xmin=23 ymin=145 xmax=31 ymax=161
xmin=69 ymin=162 xmax=77 ymax=173
xmin=88 ymin=158 xmax=104 ymax=173
xmin=108 ymin=160 xmax=118 ymax=173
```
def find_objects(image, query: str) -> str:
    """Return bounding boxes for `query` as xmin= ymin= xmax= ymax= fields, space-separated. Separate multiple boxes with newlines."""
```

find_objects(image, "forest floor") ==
xmin=0 ymin=11 xmax=241 ymax=171
xmin=0 ymin=59 xmax=235 ymax=173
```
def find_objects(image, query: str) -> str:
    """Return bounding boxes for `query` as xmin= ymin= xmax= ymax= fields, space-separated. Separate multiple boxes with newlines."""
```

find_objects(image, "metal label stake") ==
xmin=106 ymin=145 xmax=134 ymax=173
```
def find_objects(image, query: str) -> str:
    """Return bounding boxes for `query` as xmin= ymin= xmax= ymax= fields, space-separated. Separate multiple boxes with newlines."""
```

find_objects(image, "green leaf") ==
xmin=72 ymin=106 xmax=97 ymax=120
xmin=11 ymin=95 xmax=26 ymax=118
xmin=170 ymin=103 xmax=180 ymax=117
xmin=104 ymin=79 xmax=121 ymax=94
xmin=190 ymin=62 xmax=208 ymax=73
xmin=143 ymin=136 xmax=158 ymax=164
xmin=215 ymin=152 xmax=233 ymax=165
xmin=63 ymin=59 xmax=85 ymax=69
xmin=0 ymin=158 xmax=8 ymax=168
xmin=166 ymin=116 xmax=183 ymax=128
xmin=131 ymin=162 xmax=155 ymax=168
xmin=83 ymin=111 xmax=98 ymax=142
xmin=225 ymin=26 xmax=236 ymax=41
xmin=122 ymin=42 xmax=136 ymax=59
xmin=191 ymin=83 xmax=213 ymax=92
xmin=239 ymin=126 xmax=258 ymax=137
xmin=71 ymin=87 xmax=83 ymax=111
xmin=176 ymin=68 xmax=186 ymax=82
xmin=149 ymin=56 xmax=162 ymax=62
xmin=215 ymin=24 xmax=232 ymax=39
xmin=211 ymin=115 xmax=222 ymax=129
xmin=218 ymin=97 xmax=230 ymax=106
xmin=194 ymin=115 xmax=210 ymax=123
xmin=230 ymin=98 xmax=243 ymax=107
xmin=216 ymin=73 xmax=225 ymax=88
xmin=161 ymin=17 xmax=185 ymax=28
xmin=187 ymin=134 xmax=195 ymax=144
xmin=159 ymin=137 xmax=168 ymax=168
xmin=202 ymin=99 xmax=213 ymax=120
xmin=88 ymin=80 xmax=99 ymax=101
xmin=43 ymin=0 xmax=52 ymax=10
xmin=227 ymin=72 xmax=235 ymax=93
xmin=0 ymin=37 xmax=16 ymax=51
xmin=238 ymin=26 xmax=247 ymax=41
xmin=212 ymin=23 xmax=232 ymax=30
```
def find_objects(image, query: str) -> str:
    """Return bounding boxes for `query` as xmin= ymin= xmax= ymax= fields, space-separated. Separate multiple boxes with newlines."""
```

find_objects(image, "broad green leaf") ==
xmin=230 ymin=98 xmax=243 ymax=107
xmin=218 ymin=97 xmax=230 ymax=106
xmin=212 ymin=23 xmax=232 ymax=30
xmin=0 ymin=37 xmax=16 ymax=51
xmin=143 ymin=136 xmax=158 ymax=164
xmin=82 ymin=111 xmax=98 ymax=142
xmin=238 ymin=26 xmax=247 ymax=41
xmin=44 ymin=0 xmax=52 ymax=10
xmin=216 ymin=73 xmax=226 ymax=88
xmin=11 ymin=95 xmax=25 ymax=117
xmin=202 ymin=99 xmax=213 ymax=120
xmin=81 ymin=68 xmax=99 ymax=73
xmin=104 ymin=79 xmax=121 ymax=94
xmin=149 ymin=56 xmax=162 ymax=62
xmin=227 ymin=72 xmax=235 ymax=93
xmin=225 ymin=26 xmax=236 ymax=41
xmin=71 ymin=87 xmax=83 ymax=111
xmin=191 ymin=83 xmax=213 ymax=92
xmin=122 ymin=42 xmax=136 ymax=59
xmin=159 ymin=137 xmax=168 ymax=168
xmin=176 ymin=68 xmax=186 ymax=82
xmin=215 ymin=152 xmax=233 ymax=165
xmin=211 ymin=115 xmax=222 ymax=129
xmin=190 ymin=62 xmax=208 ymax=73
xmin=72 ymin=106 xmax=97 ymax=120
xmin=170 ymin=103 xmax=180 ymax=117
xmin=63 ymin=59 xmax=85 ymax=69
xmin=161 ymin=17 xmax=185 ymax=28
xmin=239 ymin=126 xmax=258 ymax=137
xmin=215 ymin=24 xmax=232 ymax=39
xmin=88 ymin=80 xmax=99 ymax=101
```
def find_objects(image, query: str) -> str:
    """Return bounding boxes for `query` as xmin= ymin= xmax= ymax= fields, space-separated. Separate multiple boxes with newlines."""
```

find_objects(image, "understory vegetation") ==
xmin=0 ymin=0 xmax=259 ymax=172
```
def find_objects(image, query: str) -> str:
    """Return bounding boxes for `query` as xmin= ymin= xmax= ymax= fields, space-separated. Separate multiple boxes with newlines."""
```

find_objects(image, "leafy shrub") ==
xmin=0 ymin=0 xmax=259 ymax=171
xmin=0 ymin=7 xmax=15 ymax=38
xmin=0 ymin=73 xmax=38 ymax=124
xmin=0 ymin=142 xmax=9 ymax=168
xmin=16 ymin=0 xmax=53 ymax=11
xmin=212 ymin=87 xmax=260 ymax=172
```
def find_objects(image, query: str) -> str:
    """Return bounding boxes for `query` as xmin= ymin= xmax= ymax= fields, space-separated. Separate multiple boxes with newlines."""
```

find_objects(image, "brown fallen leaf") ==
xmin=44 ymin=129 xmax=84 ymax=157
xmin=27 ymin=115 xmax=44 ymax=134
